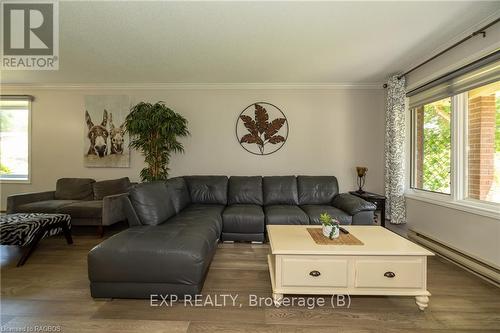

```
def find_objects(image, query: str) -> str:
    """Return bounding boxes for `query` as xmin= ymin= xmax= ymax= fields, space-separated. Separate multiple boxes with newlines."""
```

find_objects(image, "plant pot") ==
xmin=322 ymin=225 xmax=340 ymax=239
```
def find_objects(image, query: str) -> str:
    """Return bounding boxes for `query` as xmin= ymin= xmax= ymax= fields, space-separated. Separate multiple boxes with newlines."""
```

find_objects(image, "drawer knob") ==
xmin=309 ymin=270 xmax=321 ymax=277
xmin=384 ymin=271 xmax=396 ymax=278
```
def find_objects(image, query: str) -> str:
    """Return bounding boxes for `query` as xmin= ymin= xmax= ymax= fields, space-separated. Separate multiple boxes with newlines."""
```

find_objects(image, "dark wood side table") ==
xmin=349 ymin=191 xmax=386 ymax=227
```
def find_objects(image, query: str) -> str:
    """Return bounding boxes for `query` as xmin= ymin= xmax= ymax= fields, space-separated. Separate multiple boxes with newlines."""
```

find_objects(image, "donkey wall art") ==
xmin=109 ymin=113 xmax=126 ymax=155
xmin=85 ymin=109 xmax=109 ymax=157
xmin=84 ymin=95 xmax=130 ymax=168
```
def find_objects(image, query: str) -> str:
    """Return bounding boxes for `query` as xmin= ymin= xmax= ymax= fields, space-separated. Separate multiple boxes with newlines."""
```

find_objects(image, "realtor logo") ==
xmin=1 ymin=1 xmax=59 ymax=70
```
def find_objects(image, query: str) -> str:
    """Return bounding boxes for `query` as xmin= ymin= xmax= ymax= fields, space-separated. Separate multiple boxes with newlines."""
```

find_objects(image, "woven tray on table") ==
xmin=307 ymin=227 xmax=364 ymax=245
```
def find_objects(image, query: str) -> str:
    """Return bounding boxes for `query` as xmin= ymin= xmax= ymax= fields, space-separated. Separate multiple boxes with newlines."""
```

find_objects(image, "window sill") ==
xmin=0 ymin=179 xmax=31 ymax=184
xmin=405 ymin=190 xmax=500 ymax=220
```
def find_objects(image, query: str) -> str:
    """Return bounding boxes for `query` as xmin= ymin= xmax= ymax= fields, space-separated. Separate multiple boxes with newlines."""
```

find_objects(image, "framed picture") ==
xmin=84 ymin=95 xmax=130 ymax=167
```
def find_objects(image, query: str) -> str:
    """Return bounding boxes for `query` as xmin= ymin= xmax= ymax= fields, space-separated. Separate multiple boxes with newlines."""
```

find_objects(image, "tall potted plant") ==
xmin=125 ymin=101 xmax=189 ymax=181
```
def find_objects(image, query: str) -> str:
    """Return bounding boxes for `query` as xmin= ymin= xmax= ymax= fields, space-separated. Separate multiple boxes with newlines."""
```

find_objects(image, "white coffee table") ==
xmin=267 ymin=225 xmax=434 ymax=310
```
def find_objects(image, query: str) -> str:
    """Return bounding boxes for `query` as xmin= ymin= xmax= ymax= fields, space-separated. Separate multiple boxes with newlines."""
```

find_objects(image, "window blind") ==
xmin=407 ymin=50 xmax=500 ymax=108
xmin=0 ymin=95 xmax=34 ymax=101
xmin=0 ymin=96 xmax=33 ymax=110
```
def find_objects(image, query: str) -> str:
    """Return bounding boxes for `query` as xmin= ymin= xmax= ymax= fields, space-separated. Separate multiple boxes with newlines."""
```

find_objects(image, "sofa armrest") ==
xmin=102 ymin=193 xmax=128 ymax=226
xmin=122 ymin=196 xmax=142 ymax=227
xmin=332 ymin=193 xmax=376 ymax=216
xmin=6 ymin=191 xmax=55 ymax=214
xmin=352 ymin=210 xmax=376 ymax=225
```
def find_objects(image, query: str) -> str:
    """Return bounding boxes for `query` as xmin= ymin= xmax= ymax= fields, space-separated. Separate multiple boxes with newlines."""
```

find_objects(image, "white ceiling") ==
xmin=1 ymin=1 xmax=499 ymax=85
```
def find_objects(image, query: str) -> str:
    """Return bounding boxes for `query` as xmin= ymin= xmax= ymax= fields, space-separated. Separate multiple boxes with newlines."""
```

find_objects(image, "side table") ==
xmin=349 ymin=191 xmax=386 ymax=227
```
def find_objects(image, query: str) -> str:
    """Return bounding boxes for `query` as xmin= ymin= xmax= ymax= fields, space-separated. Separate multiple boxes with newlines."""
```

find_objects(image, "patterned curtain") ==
xmin=384 ymin=75 xmax=407 ymax=224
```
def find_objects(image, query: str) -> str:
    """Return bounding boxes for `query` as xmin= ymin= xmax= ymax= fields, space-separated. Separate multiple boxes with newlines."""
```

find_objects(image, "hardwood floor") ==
xmin=1 ymin=229 xmax=499 ymax=333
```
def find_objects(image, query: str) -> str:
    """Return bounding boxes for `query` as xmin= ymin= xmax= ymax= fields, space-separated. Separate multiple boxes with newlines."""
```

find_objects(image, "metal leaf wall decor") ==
xmin=236 ymin=102 xmax=288 ymax=155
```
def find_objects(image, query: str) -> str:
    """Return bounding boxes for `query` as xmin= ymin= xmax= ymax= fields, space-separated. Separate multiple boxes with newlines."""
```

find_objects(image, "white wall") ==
xmin=0 ymin=87 xmax=385 ymax=210
xmin=406 ymin=199 xmax=499 ymax=268
xmin=404 ymin=19 xmax=500 ymax=268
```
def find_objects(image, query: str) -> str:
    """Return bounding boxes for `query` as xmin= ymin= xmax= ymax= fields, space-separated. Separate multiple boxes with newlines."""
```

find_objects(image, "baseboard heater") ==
xmin=408 ymin=229 xmax=500 ymax=286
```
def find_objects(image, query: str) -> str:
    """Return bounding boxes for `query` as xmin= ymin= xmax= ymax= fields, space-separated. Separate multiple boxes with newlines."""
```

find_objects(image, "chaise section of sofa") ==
xmin=88 ymin=179 xmax=221 ymax=298
xmin=88 ymin=223 xmax=218 ymax=298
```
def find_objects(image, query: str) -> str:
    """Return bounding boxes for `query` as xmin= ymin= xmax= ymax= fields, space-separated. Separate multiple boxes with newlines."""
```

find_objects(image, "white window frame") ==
xmin=0 ymin=99 xmax=32 ymax=184
xmin=406 ymin=92 xmax=500 ymax=220
xmin=408 ymin=97 xmax=453 ymax=196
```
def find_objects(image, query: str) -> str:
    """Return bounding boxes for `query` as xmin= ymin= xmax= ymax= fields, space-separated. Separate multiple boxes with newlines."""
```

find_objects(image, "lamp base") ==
xmin=356 ymin=175 xmax=366 ymax=195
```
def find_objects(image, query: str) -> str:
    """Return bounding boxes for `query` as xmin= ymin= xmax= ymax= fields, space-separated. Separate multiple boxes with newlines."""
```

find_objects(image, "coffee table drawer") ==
xmin=355 ymin=258 xmax=424 ymax=289
xmin=281 ymin=256 xmax=348 ymax=287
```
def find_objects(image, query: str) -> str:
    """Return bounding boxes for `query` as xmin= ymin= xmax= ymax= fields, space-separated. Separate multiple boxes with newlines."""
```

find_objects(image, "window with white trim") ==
xmin=411 ymin=97 xmax=452 ymax=194
xmin=410 ymin=80 xmax=500 ymax=205
xmin=0 ymin=98 xmax=31 ymax=182
xmin=408 ymin=53 xmax=500 ymax=209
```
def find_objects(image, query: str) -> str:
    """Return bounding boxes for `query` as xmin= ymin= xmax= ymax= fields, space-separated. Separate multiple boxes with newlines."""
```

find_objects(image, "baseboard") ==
xmin=408 ymin=229 xmax=500 ymax=286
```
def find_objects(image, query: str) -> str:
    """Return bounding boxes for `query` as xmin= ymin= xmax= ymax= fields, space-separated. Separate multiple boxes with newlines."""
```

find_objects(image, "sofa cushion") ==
xmin=184 ymin=176 xmax=228 ymax=205
xmin=297 ymin=176 xmax=339 ymax=205
xmin=16 ymin=200 xmax=78 ymax=213
xmin=88 ymin=223 xmax=218 ymax=285
xmin=300 ymin=205 xmax=352 ymax=225
xmin=174 ymin=204 xmax=225 ymax=237
xmin=264 ymin=205 xmax=309 ymax=225
xmin=228 ymin=176 xmax=263 ymax=205
xmin=55 ymin=178 xmax=95 ymax=200
xmin=58 ymin=201 xmax=103 ymax=219
xmin=129 ymin=182 xmax=176 ymax=226
xmin=223 ymin=204 xmax=265 ymax=234
xmin=263 ymin=176 xmax=298 ymax=205
xmin=93 ymin=177 xmax=130 ymax=200
xmin=165 ymin=177 xmax=191 ymax=213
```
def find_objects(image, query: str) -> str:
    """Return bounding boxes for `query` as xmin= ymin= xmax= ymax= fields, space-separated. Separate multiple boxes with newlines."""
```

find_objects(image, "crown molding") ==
xmin=0 ymin=82 xmax=384 ymax=90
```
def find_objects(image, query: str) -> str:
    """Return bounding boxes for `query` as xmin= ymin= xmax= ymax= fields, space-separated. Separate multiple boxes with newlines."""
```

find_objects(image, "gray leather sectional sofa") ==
xmin=88 ymin=175 xmax=376 ymax=299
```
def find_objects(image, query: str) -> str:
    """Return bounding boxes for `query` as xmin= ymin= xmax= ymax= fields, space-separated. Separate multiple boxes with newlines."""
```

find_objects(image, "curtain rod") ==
xmin=406 ymin=49 xmax=499 ymax=97
xmin=383 ymin=17 xmax=499 ymax=88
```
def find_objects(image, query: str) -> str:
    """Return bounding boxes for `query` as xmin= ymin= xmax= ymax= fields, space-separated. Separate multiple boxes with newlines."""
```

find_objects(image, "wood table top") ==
xmin=267 ymin=225 xmax=434 ymax=256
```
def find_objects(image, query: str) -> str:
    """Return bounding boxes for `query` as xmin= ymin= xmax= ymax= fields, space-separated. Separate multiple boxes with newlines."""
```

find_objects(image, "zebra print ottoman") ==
xmin=0 ymin=213 xmax=73 ymax=266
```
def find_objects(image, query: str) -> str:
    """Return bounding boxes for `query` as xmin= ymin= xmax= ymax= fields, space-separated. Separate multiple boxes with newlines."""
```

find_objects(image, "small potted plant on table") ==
xmin=319 ymin=213 xmax=340 ymax=239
